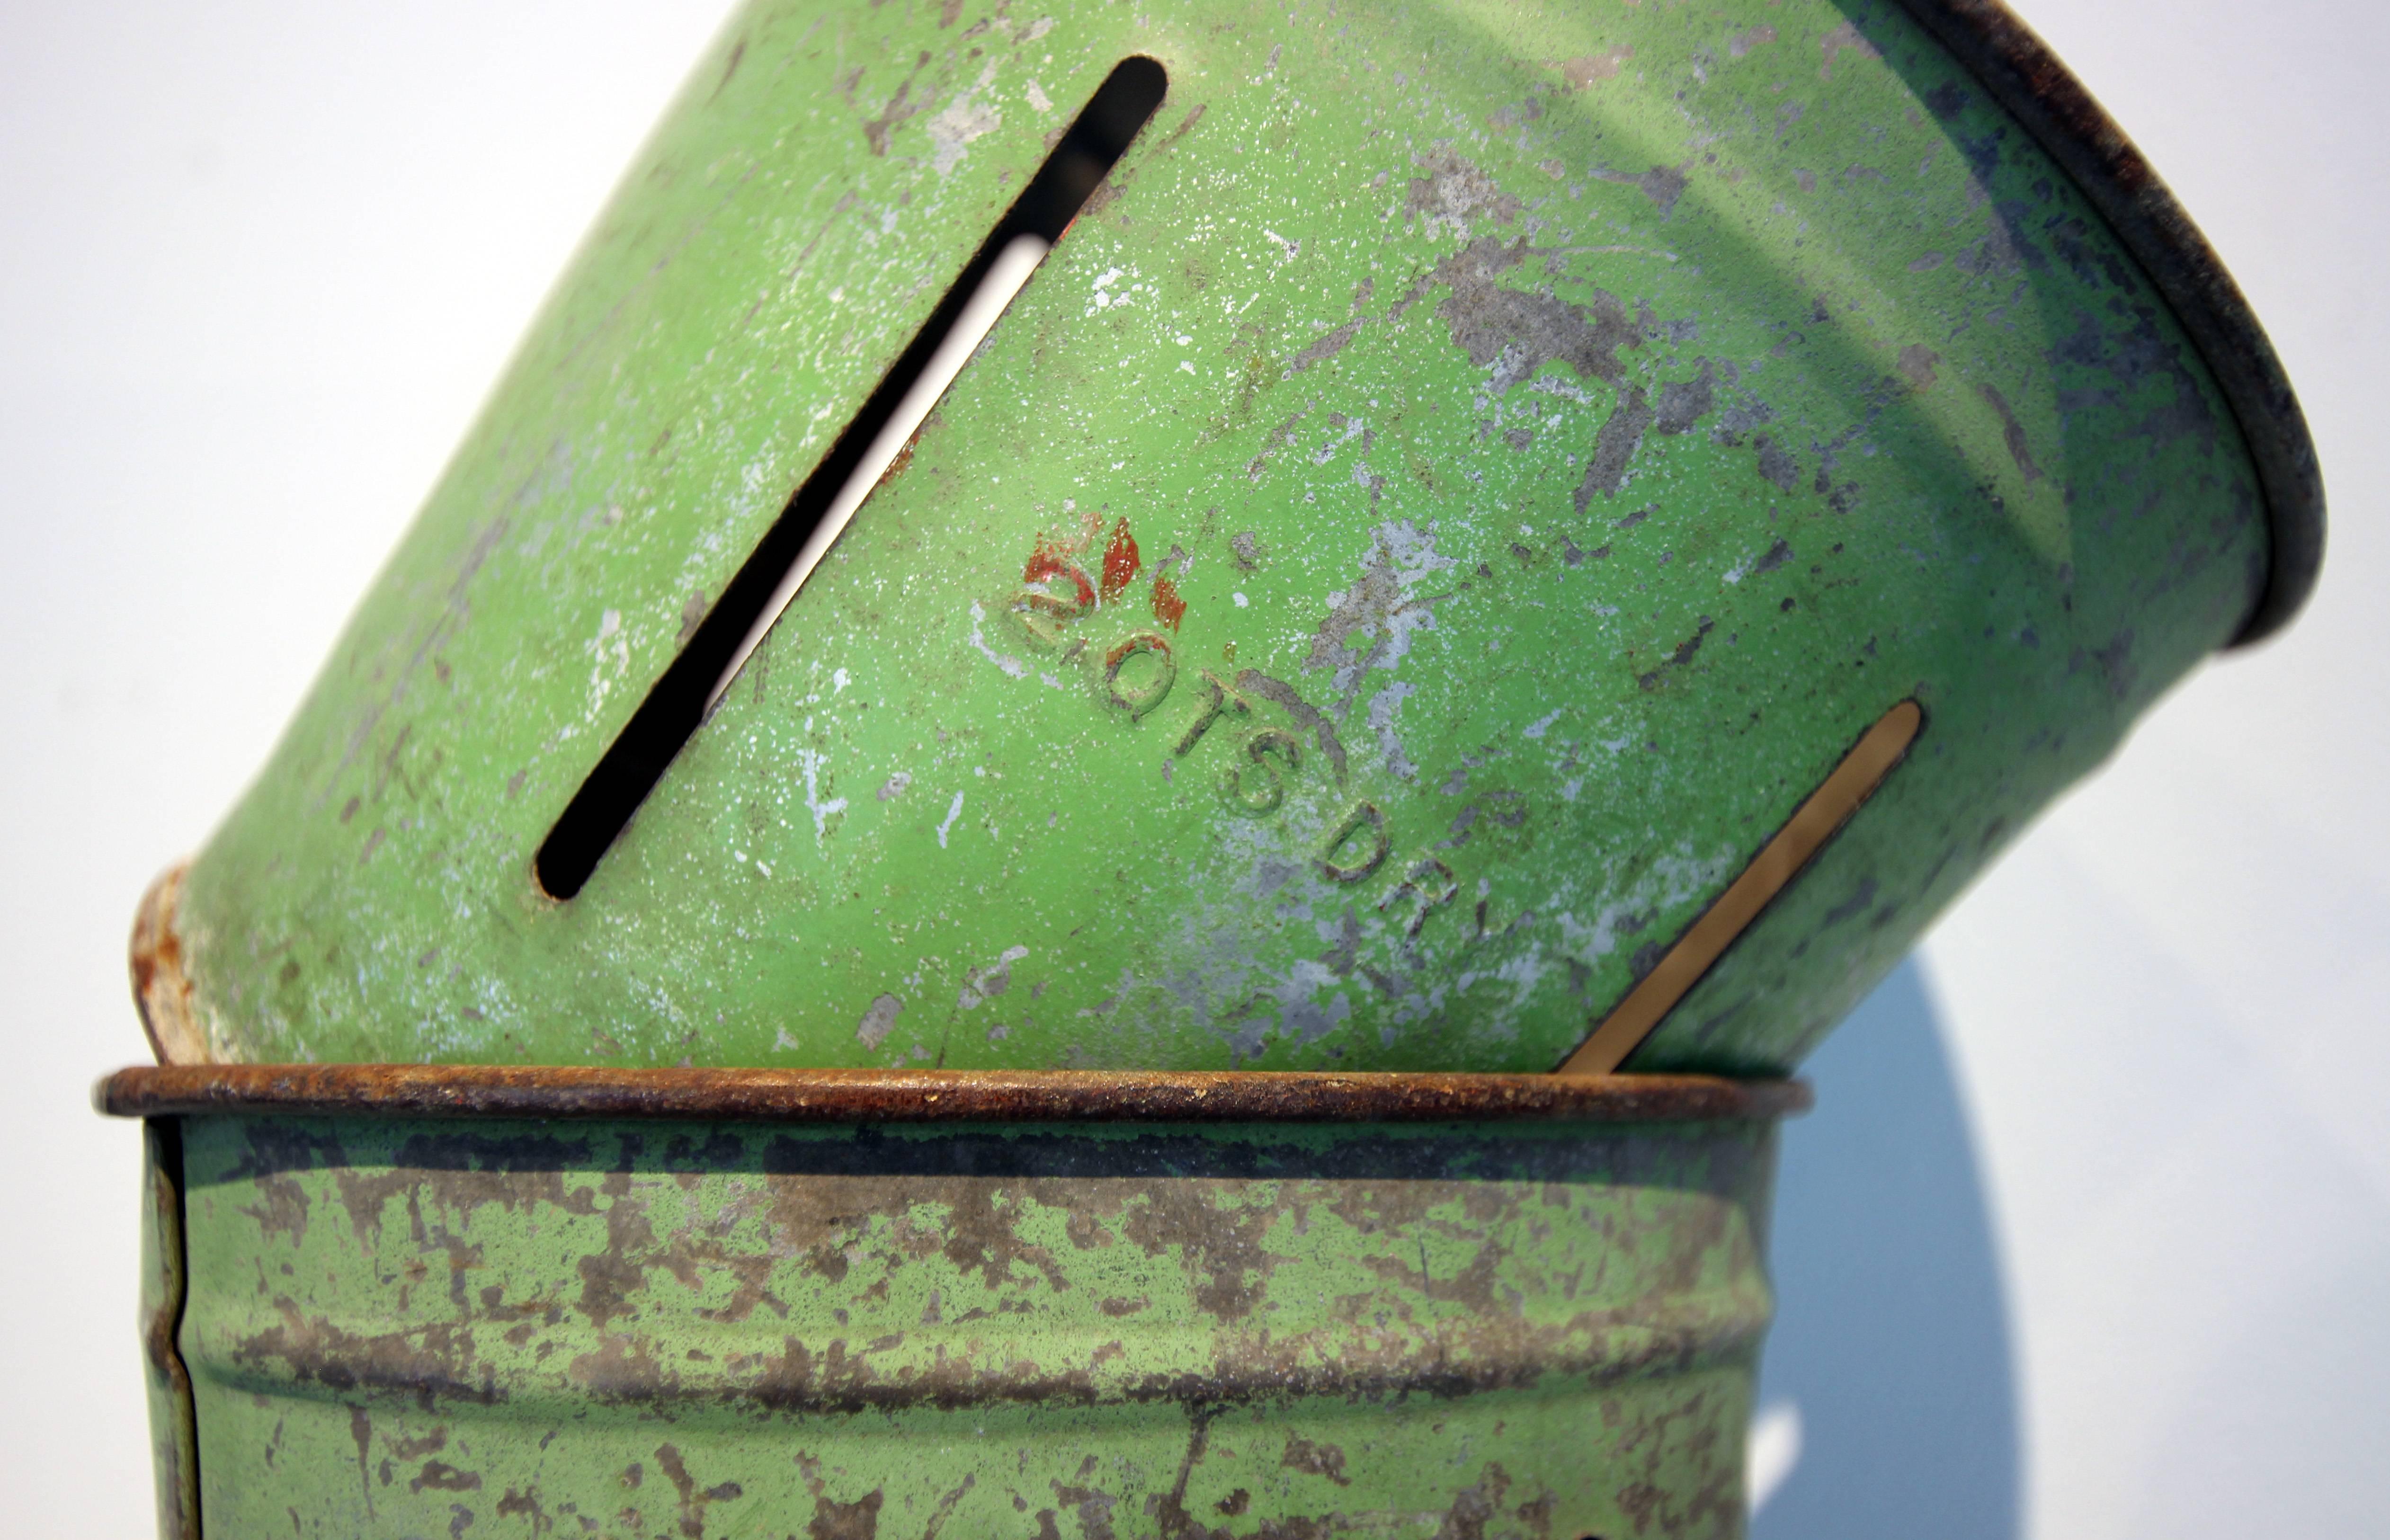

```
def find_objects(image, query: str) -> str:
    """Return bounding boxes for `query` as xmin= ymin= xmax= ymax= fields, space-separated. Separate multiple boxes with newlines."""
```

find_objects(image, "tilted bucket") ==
xmin=125 ymin=0 xmax=2319 ymax=1082
xmin=105 ymin=1067 xmax=1803 ymax=1539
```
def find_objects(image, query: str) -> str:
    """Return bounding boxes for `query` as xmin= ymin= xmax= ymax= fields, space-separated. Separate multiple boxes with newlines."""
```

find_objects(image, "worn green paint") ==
xmin=169 ymin=0 xmax=2266 ymax=1074
xmin=173 ymin=1108 xmax=1778 ymax=1537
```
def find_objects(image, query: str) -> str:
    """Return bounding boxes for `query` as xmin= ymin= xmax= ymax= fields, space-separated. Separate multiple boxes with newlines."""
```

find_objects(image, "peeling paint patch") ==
xmin=1367 ymin=682 xmax=1418 ymax=780
xmin=1595 ymin=162 xmax=1692 ymax=218
xmin=797 ymin=749 xmax=847 ymax=840
xmin=862 ymin=55 xmax=931 ymax=155
xmin=1288 ymin=319 xmax=1362 ymax=374
xmin=1303 ymin=521 xmax=1457 ymax=709
xmin=959 ymin=946 xmax=1029 ymax=1008
xmin=1819 ymin=20 xmax=1882 ymax=79
xmin=1576 ymin=386 xmax=1654 ymax=505
xmin=967 ymin=601 xmax=1028 ymax=678
xmin=1554 ymin=47 xmax=1634 ymax=89
xmin=1723 ymin=538 xmax=1789 ymax=584
xmin=1427 ymin=238 xmax=1639 ymax=393
xmin=585 ymin=609 xmax=629 ymax=719
xmin=856 ymin=994 xmax=903 ymax=1048
xmin=1403 ymin=150 xmax=1521 ymax=239
xmin=926 ymin=67 xmax=1001 ymax=175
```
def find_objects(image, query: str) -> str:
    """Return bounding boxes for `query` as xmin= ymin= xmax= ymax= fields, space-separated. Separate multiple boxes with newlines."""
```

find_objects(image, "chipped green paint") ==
xmin=173 ymin=1105 xmax=1781 ymax=1538
xmin=164 ymin=0 xmax=2285 ymax=1074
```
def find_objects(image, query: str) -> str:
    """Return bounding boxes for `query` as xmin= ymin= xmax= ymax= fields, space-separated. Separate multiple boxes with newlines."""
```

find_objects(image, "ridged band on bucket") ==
xmin=116 ymin=1065 xmax=1803 ymax=1537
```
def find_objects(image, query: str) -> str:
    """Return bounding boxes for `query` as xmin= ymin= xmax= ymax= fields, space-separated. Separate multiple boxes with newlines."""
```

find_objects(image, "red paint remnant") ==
xmin=1150 ymin=571 xmax=1187 ymax=630
xmin=1022 ymin=534 xmax=1071 ymax=585
xmin=1023 ymin=535 xmax=1096 ymax=607
xmin=1100 ymin=518 xmax=1142 ymax=604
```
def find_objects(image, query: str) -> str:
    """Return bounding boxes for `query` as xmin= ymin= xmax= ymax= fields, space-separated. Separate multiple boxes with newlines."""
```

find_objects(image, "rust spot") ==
xmin=231 ymin=1303 xmax=499 ymax=1410
xmin=495 ymin=1489 xmax=545 ymax=1524
xmin=129 ymin=863 xmax=208 ymax=1066
xmin=348 ymin=1405 xmax=376 ymax=1518
xmin=1150 ymin=571 xmax=1187 ymax=630
xmin=803 ymin=1479 xmax=882 ymax=1540
xmin=1899 ymin=343 xmax=1941 ymax=391
xmin=1592 ymin=163 xmax=1692 ymax=218
xmin=1287 ymin=318 xmax=1362 ymax=374
xmin=1281 ymin=1436 xmax=1351 ymax=1486
xmin=1426 ymin=237 xmax=1638 ymax=392
xmin=100 ymin=1062 xmax=1810 ymax=1126
xmin=658 ymin=1442 xmax=744 ymax=1539
xmin=386 ymin=1428 xmax=449 ymax=1460
xmin=923 ymin=1476 xmax=975 ymax=1540
xmin=1555 ymin=47 xmax=1633 ymax=89
xmin=1575 ymin=386 xmax=1653 ymax=506
xmin=1436 ymin=1464 xmax=1513 ymax=1540
xmin=1636 ymin=618 xmax=1715 ymax=691
xmin=409 ymin=1460 xmax=482 ymax=1495
xmin=861 ymin=53 xmax=931 ymax=156
xmin=1100 ymin=518 xmax=1142 ymax=604
xmin=874 ymin=435 xmax=917 ymax=492
xmin=1978 ymin=383 xmax=2045 ymax=482
xmin=1819 ymin=19 xmax=1880 ymax=79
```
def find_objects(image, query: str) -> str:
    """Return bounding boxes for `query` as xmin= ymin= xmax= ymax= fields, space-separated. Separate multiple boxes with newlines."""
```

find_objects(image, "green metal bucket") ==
xmin=105 ymin=1065 xmax=1805 ymax=1539
xmin=128 ymin=0 xmax=2320 ymax=1081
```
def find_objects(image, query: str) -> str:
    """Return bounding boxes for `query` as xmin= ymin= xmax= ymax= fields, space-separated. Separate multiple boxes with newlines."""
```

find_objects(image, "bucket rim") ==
xmin=95 ymin=1062 xmax=1809 ymax=1125
xmin=1901 ymin=0 xmax=2323 ymax=644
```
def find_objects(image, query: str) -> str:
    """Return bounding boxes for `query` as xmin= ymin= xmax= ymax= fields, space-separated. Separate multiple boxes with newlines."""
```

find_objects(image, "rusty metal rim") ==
xmin=1898 ymin=0 xmax=2323 ymax=645
xmin=96 ymin=1062 xmax=1809 ymax=1124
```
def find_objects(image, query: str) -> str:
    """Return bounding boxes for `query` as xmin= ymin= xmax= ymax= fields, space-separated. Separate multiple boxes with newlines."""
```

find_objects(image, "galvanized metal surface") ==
xmin=147 ymin=0 xmax=2310 ymax=1077
xmin=132 ymin=1068 xmax=1792 ymax=1538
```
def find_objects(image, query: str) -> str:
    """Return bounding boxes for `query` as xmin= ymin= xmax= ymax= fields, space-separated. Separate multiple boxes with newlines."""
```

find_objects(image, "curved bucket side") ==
xmin=151 ymin=0 xmax=2313 ymax=1077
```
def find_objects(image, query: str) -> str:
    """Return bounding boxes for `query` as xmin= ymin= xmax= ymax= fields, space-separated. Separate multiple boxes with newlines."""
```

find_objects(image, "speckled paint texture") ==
xmin=166 ymin=0 xmax=2267 ymax=1074
xmin=176 ymin=1109 xmax=1778 ymax=1537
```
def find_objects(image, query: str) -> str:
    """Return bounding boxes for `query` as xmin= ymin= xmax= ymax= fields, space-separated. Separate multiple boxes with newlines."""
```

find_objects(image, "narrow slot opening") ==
xmin=1556 ymin=699 xmax=1924 ymax=1076
xmin=535 ymin=56 xmax=1168 ymax=900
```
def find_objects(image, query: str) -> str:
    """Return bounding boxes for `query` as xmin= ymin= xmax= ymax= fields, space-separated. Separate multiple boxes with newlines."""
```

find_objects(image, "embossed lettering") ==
xmin=1015 ymin=565 xmax=1094 ymax=648
xmin=1223 ymin=729 xmax=1302 ymax=814
xmin=1175 ymin=669 xmax=1251 ymax=756
xmin=1321 ymin=801 xmax=1390 ymax=883
xmin=1105 ymin=632 xmax=1177 ymax=718
xmin=1381 ymin=857 xmax=1459 ymax=937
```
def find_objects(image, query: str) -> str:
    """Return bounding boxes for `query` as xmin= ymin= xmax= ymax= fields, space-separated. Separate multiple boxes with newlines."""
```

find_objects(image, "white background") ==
xmin=0 ymin=3 xmax=2378 ymax=1533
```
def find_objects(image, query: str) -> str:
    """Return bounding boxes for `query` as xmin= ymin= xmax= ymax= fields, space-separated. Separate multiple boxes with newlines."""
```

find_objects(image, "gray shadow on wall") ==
xmin=1752 ymin=957 xmax=2021 ymax=1540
